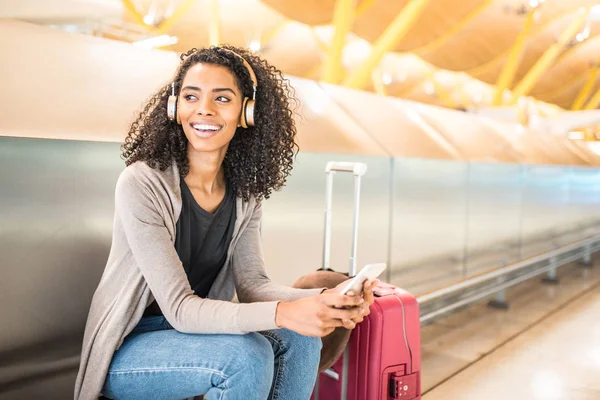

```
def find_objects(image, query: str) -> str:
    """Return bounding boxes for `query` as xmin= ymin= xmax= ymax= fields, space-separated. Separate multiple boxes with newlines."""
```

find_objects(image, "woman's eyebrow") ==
xmin=213 ymin=88 xmax=237 ymax=96
xmin=182 ymin=86 xmax=237 ymax=96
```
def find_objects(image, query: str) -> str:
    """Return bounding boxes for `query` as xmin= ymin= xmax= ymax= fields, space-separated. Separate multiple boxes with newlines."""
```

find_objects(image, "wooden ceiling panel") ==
xmin=15 ymin=0 xmax=600 ymax=112
xmin=543 ymin=82 xmax=589 ymax=110
xmin=418 ymin=2 xmax=524 ymax=71
xmin=509 ymin=17 xmax=599 ymax=99
xmin=260 ymin=0 xmax=334 ymax=25
xmin=258 ymin=23 xmax=324 ymax=77
xmin=352 ymin=0 xmax=478 ymax=51
xmin=531 ymin=39 xmax=600 ymax=100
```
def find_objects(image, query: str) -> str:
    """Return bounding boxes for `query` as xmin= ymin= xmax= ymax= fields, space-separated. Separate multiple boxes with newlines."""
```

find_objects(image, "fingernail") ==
xmin=347 ymin=291 xmax=354 ymax=296
xmin=359 ymin=298 xmax=364 ymax=303
xmin=360 ymin=308 xmax=365 ymax=313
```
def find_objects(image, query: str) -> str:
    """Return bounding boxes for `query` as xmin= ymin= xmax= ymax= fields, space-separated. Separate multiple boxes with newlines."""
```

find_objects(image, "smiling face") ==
xmin=177 ymin=63 xmax=243 ymax=155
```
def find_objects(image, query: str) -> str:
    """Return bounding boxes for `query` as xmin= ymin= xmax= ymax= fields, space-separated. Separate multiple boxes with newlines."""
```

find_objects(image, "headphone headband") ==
xmin=218 ymin=48 xmax=258 ymax=100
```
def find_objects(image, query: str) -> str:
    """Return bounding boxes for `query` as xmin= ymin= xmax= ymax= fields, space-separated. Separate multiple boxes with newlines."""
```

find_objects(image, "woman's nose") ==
xmin=195 ymin=97 xmax=216 ymax=116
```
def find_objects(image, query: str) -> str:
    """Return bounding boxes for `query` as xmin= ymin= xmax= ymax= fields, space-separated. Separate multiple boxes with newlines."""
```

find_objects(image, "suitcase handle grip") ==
xmin=325 ymin=161 xmax=367 ymax=176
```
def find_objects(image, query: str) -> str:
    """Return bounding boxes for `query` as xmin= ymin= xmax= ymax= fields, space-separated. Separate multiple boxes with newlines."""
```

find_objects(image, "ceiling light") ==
xmin=576 ymin=22 xmax=591 ymax=42
xmin=249 ymin=40 xmax=261 ymax=52
xmin=568 ymin=131 xmax=585 ymax=140
xmin=143 ymin=15 xmax=155 ymax=25
xmin=590 ymin=5 xmax=600 ymax=21
xmin=133 ymin=35 xmax=178 ymax=49
xmin=587 ymin=142 xmax=600 ymax=155
xmin=529 ymin=0 xmax=545 ymax=9
xmin=342 ymin=39 xmax=371 ymax=68
xmin=382 ymin=73 xmax=392 ymax=85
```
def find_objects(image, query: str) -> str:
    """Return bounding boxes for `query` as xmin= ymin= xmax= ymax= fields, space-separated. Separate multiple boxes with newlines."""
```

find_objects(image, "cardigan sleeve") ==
xmin=232 ymin=201 xmax=324 ymax=303
xmin=115 ymin=168 xmax=280 ymax=334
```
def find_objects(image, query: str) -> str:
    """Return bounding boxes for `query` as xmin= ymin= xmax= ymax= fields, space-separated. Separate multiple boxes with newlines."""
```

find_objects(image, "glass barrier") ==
xmin=4 ymin=137 xmax=600 ymax=306
xmin=263 ymin=155 xmax=600 ymax=295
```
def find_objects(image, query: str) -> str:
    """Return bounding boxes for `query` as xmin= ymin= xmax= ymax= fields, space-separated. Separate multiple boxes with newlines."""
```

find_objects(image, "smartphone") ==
xmin=339 ymin=263 xmax=386 ymax=295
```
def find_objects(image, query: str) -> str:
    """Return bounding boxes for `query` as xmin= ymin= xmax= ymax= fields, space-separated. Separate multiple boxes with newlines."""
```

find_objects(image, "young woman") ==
xmin=74 ymin=45 xmax=376 ymax=400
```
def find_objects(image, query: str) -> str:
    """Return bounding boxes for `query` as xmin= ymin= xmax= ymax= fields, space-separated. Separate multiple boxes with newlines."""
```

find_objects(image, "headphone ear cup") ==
xmin=239 ymin=97 xmax=249 ymax=128
xmin=245 ymin=98 xmax=255 ymax=127
xmin=167 ymin=95 xmax=178 ymax=122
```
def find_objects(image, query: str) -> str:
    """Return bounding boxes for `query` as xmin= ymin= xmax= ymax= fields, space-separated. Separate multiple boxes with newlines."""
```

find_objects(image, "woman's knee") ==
xmin=228 ymin=333 xmax=275 ymax=386
xmin=266 ymin=329 xmax=322 ymax=366
xmin=290 ymin=331 xmax=322 ymax=362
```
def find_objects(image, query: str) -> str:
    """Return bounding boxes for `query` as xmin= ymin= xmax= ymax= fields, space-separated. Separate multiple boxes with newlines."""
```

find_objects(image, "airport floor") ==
xmin=421 ymin=259 xmax=600 ymax=400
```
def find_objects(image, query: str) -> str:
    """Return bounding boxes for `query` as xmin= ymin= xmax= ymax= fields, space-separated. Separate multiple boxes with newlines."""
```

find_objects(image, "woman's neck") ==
xmin=184 ymin=147 xmax=227 ymax=195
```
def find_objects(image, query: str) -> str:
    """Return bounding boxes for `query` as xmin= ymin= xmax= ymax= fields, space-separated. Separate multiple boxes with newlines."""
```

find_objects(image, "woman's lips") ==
xmin=190 ymin=123 xmax=223 ymax=138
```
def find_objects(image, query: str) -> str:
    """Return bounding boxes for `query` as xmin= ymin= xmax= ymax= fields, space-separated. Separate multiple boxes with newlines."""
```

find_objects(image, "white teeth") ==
xmin=192 ymin=124 xmax=220 ymax=131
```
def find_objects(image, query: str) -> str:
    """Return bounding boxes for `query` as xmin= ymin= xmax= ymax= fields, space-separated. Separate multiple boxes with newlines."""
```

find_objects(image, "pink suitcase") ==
xmin=313 ymin=162 xmax=421 ymax=400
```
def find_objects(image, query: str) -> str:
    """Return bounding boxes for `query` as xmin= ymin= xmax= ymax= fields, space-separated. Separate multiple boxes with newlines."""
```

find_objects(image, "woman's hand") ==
xmin=352 ymin=279 xmax=377 ymax=324
xmin=275 ymin=293 xmax=364 ymax=337
xmin=322 ymin=279 xmax=379 ymax=328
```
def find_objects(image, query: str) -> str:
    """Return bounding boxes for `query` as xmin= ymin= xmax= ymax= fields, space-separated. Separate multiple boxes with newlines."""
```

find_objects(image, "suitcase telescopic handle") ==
xmin=325 ymin=161 xmax=368 ymax=176
xmin=323 ymin=162 xmax=368 ymax=277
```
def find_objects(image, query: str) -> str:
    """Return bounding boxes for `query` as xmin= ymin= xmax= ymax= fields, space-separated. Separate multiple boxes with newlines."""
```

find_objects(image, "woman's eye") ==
xmin=216 ymin=96 xmax=231 ymax=103
xmin=184 ymin=94 xmax=197 ymax=101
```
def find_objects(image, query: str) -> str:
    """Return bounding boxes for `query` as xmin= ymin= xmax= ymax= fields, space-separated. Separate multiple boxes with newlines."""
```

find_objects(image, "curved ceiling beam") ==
xmin=510 ymin=7 xmax=590 ymax=103
xmin=343 ymin=0 xmax=431 ymax=90
xmin=355 ymin=0 xmax=377 ymax=17
xmin=493 ymin=8 xmax=537 ymax=105
xmin=310 ymin=28 xmax=329 ymax=53
xmin=431 ymin=77 xmax=456 ymax=108
xmin=584 ymin=87 xmax=600 ymax=109
xmin=121 ymin=0 xmax=146 ymax=27
xmin=414 ymin=0 xmax=495 ymax=56
xmin=323 ymin=0 xmax=355 ymax=83
xmin=372 ymin=68 xmax=387 ymax=96
xmin=572 ymin=67 xmax=599 ymax=110
xmin=157 ymin=0 xmax=199 ymax=34
xmin=261 ymin=21 xmax=289 ymax=47
xmin=465 ymin=5 xmax=587 ymax=78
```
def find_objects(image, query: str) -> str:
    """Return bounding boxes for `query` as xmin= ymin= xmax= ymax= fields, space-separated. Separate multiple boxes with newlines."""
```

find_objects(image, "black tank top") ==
xmin=144 ymin=179 xmax=236 ymax=317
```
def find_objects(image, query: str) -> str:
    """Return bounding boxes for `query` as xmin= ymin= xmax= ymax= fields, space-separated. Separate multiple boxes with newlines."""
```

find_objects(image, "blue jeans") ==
xmin=102 ymin=316 xmax=321 ymax=400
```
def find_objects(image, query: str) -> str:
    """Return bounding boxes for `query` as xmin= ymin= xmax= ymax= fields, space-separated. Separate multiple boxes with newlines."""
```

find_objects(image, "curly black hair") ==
xmin=121 ymin=45 xmax=299 ymax=201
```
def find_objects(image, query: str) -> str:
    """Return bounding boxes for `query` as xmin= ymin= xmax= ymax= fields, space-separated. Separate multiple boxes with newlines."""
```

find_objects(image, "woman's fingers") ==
xmin=312 ymin=280 xmax=383 ymax=334
xmin=320 ymin=293 xmax=364 ymax=308
xmin=325 ymin=304 xmax=362 ymax=321
xmin=341 ymin=319 xmax=356 ymax=329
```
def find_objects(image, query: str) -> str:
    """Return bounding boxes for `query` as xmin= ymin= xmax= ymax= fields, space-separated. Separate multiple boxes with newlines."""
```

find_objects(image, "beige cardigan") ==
xmin=74 ymin=161 xmax=322 ymax=400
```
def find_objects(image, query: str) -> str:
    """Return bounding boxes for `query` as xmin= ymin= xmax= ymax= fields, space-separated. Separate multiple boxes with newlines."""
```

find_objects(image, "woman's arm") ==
xmin=115 ymin=169 xmax=279 ymax=334
xmin=232 ymin=201 xmax=324 ymax=303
